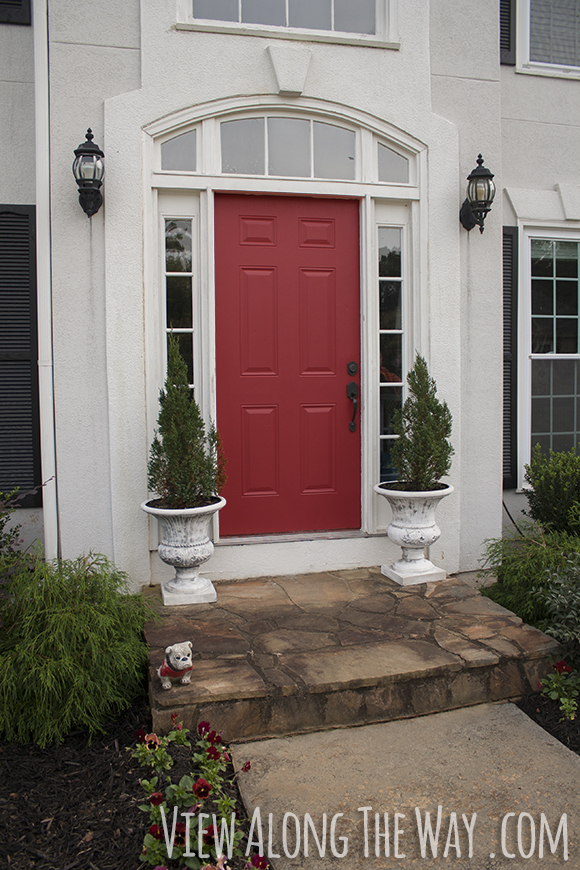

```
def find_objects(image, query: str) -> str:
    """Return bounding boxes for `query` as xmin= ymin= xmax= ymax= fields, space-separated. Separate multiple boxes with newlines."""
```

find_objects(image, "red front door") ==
xmin=215 ymin=194 xmax=361 ymax=536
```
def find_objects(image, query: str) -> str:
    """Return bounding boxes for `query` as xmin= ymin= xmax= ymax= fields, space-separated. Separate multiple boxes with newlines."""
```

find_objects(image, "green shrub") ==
xmin=0 ymin=487 xmax=23 ymax=555
xmin=389 ymin=354 xmax=454 ymax=491
xmin=481 ymin=523 xmax=580 ymax=625
xmin=0 ymin=553 xmax=153 ymax=746
xmin=534 ymin=555 xmax=580 ymax=665
xmin=524 ymin=443 xmax=580 ymax=535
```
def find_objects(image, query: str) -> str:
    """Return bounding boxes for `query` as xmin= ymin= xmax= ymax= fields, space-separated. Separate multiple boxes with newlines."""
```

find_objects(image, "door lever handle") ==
xmin=346 ymin=381 xmax=359 ymax=432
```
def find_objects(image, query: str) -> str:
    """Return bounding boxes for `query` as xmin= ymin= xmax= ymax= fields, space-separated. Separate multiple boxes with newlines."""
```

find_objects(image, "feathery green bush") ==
xmin=389 ymin=353 xmax=453 ymax=491
xmin=0 ymin=553 xmax=152 ymax=746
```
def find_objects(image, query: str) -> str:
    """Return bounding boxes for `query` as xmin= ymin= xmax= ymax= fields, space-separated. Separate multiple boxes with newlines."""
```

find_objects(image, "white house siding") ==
xmin=3 ymin=0 xmax=529 ymax=588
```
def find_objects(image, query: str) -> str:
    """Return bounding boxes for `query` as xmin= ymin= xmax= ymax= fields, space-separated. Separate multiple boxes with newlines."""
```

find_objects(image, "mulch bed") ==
xmin=1 ymin=693 xmax=579 ymax=870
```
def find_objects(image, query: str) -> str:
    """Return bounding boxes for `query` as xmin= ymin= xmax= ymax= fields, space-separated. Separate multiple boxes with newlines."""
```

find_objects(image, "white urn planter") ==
xmin=373 ymin=484 xmax=453 ymax=586
xmin=141 ymin=497 xmax=226 ymax=606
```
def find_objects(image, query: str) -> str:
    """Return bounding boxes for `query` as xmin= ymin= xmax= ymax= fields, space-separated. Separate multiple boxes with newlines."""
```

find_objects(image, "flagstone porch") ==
xmin=144 ymin=568 xmax=559 ymax=741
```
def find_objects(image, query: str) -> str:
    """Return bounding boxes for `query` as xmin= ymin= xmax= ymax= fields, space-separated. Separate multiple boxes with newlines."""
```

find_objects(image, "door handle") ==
xmin=346 ymin=381 xmax=359 ymax=432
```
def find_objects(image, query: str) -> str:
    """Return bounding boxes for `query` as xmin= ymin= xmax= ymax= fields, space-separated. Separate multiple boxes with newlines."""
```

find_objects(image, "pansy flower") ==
xmin=242 ymin=760 xmax=251 ymax=772
xmin=144 ymin=733 xmax=160 ymax=749
xmin=149 ymin=792 xmax=164 ymax=806
xmin=193 ymin=777 xmax=212 ymax=798
xmin=251 ymin=856 xmax=268 ymax=869
xmin=170 ymin=712 xmax=184 ymax=731
xmin=206 ymin=745 xmax=221 ymax=761
xmin=134 ymin=727 xmax=147 ymax=743
xmin=198 ymin=720 xmax=211 ymax=736
xmin=174 ymin=821 xmax=187 ymax=848
xmin=149 ymin=824 xmax=163 ymax=841
xmin=203 ymin=824 xmax=218 ymax=845
xmin=554 ymin=660 xmax=572 ymax=674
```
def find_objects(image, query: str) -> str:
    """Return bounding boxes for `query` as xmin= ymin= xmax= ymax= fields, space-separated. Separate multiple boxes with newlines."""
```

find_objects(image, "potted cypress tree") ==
xmin=374 ymin=354 xmax=454 ymax=585
xmin=141 ymin=336 xmax=227 ymax=605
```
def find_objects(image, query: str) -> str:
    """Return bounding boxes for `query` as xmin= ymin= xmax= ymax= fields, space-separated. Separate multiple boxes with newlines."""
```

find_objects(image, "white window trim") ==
xmin=175 ymin=0 xmax=399 ymax=50
xmin=516 ymin=0 xmax=580 ymax=80
xmin=518 ymin=225 xmax=580 ymax=489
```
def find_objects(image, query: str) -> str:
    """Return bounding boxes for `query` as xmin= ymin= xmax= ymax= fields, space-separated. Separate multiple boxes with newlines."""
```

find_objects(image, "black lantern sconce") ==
xmin=72 ymin=129 xmax=105 ymax=217
xmin=459 ymin=154 xmax=495 ymax=233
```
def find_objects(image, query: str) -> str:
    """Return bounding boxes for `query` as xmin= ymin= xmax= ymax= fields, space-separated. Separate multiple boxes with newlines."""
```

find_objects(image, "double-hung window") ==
xmin=505 ymin=0 xmax=580 ymax=76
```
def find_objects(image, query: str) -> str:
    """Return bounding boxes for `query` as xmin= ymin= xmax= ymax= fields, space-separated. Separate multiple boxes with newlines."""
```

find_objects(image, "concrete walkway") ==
xmin=231 ymin=702 xmax=580 ymax=868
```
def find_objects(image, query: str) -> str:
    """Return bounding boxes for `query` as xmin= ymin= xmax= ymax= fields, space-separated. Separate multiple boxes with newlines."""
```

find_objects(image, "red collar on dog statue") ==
xmin=159 ymin=656 xmax=193 ymax=679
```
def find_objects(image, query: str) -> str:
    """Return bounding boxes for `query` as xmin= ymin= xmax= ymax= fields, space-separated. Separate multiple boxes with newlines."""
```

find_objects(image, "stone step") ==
xmin=144 ymin=569 xmax=559 ymax=741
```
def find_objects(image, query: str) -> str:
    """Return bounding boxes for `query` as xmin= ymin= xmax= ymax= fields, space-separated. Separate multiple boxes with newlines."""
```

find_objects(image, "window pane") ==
xmin=380 ymin=388 xmax=401 ymax=435
xmin=531 ymin=279 xmax=553 ymax=315
xmin=161 ymin=131 xmax=196 ymax=172
xmin=380 ymin=334 xmax=402 ymax=382
xmin=242 ymin=0 xmax=285 ymax=25
xmin=379 ymin=281 xmax=401 ymax=329
xmin=553 ymin=396 xmax=575 ymax=431
xmin=553 ymin=358 xmax=575 ymax=394
xmin=334 ymin=0 xmax=376 ymax=33
xmin=166 ymin=277 xmax=193 ymax=329
xmin=531 ymin=396 xmax=551 ymax=433
xmin=165 ymin=219 xmax=192 ymax=272
xmin=168 ymin=333 xmax=194 ymax=385
xmin=289 ymin=0 xmax=331 ymax=29
xmin=313 ymin=122 xmax=355 ymax=179
xmin=532 ymin=317 xmax=553 ymax=353
xmin=532 ymin=358 xmax=551 ymax=394
xmin=221 ymin=118 xmax=265 ymax=174
xmin=380 ymin=440 xmax=398 ymax=482
xmin=556 ymin=317 xmax=578 ymax=352
xmin=378 ymin=143 xmax=409 ymax=183
xmin=556 ymin=280 xmax=578 ymax=315
xmin=530 ymin=0 xmax=580 ymax=66
xmin=193 ymin=0 xmax=238 ymax=21
xmin=556 ymin=241 xmax=579 ymax=277
xmin=531 ymin=239 xmax=553 ymax=276
xmin=532 ymin=360 xmax=580 ymax=454
xmin=268 ymin=118 xmax=311 ymax=177
xmin=378 ymin=228 xmax=401 ymax=277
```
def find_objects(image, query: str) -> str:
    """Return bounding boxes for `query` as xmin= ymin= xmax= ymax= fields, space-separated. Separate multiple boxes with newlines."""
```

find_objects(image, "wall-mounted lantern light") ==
xmin=459 ymin=154 xmax=495 ymax=233
xmin=72 ymin=129 xmax=105 ymax=217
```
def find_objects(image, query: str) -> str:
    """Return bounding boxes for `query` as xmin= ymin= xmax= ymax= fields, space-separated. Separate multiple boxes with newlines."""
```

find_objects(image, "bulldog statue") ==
xmin=157 ymin=641 xmax=194 ymax=690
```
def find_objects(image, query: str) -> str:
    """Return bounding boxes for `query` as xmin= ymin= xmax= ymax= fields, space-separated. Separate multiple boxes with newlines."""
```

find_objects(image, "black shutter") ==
xmin=0 ymin=206 xmax=41 ymax=507
xmin=0 ymin=0 xmax=31 ymax=25
xmin=500 ymin=0 xmax=516 ymax=65
xmin=503 ymin=227 xmax=518 ymax=489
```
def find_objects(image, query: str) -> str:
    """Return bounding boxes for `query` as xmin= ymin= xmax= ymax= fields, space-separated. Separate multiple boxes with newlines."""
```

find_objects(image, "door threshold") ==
xmin=216 ymin=529 xmax=367 ymax=546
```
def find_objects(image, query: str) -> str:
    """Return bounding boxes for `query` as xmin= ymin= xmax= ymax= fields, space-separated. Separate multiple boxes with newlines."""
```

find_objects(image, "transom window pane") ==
xmin=530 ymin=0 xmax=580 ymax=66
xmin=221 ymin=118 xmax=265 ymax=175
xmin=161 ymin=130 xmax=196 ymax=172
xmin=313 ymin=122 xmax=355 ymax=180
xmin=378 ymin=143 xmax=409 ymax=183
xmin=191 ymin=0 xmax=377 ymax=35
xmin=267 ymin=118 xmax=311 ymax=176
xmin=165 ymin=219 xmax=194 ymax=385
xmin=379 ymin=226 xmax=403 ymax=482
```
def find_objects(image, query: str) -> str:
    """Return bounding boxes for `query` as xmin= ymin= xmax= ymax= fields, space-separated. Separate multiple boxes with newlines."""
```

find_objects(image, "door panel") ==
xmin=215 ymin=194 xmax=360 ymax=536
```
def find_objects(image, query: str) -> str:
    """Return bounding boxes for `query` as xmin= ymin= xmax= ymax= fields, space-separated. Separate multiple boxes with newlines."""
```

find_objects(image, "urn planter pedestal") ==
xmin=141 ymin=497 xmax=226 ymax=605
xmin=373 ymin=484 xmax=453 ymax=586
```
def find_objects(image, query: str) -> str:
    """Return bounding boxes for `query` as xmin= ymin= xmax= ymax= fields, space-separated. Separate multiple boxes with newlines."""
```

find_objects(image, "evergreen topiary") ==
xmin=0 ymin=553 xmax=153 ymax=746
xmin=524 ymin=443 xmax=580 ymax=535
xmin=147 ymin=335 xmax=226 ymax=509
xmin=388 ymin=353 xmax=453 ymax=491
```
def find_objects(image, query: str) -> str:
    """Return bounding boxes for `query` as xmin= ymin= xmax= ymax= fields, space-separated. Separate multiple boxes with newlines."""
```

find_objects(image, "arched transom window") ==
xmin=159 ymin=113 xmax=413 ymax=184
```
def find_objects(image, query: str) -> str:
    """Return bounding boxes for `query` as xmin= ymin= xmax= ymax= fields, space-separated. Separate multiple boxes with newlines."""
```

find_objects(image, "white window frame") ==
xmin=516 ymin=0 xmax=580 ymax=79
xmin=518 ymin=226 xmax=580 ymax=488
xmin=176 ymin=0 xmax=399 ymax=49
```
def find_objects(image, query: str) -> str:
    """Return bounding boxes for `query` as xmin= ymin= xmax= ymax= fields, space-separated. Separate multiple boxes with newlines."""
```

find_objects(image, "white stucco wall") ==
xmin=30 ymin=0 xmax=513 ymax=587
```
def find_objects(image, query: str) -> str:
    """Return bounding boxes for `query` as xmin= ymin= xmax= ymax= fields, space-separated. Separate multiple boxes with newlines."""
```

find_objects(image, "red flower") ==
xmin=203 ymin=824 xmax=218 ymax=845
xmin=144 ymin=733 xmax=160 ymax=749
xmin=198 ymin=721 xmax=211 ymax=736
xmin=170 ymin=713 xmax=184 ymax=731
xmin=174 ymin=821 xmax=187 ymax=848
xmin=251 ymin=856 xmax=268 ymax=869
xmin=206 ymin=745 xmax=221 ymax=761
xmin=554 ymin=660 xmax=572 ymax=674
xmin=149 ymin=792 xmax=164 ymax=806
xmin=193 ymin=777 xmax=212 ymax=798
xmin=208 ymin=730 xmax=223 ymax=745
xmin=242 ymin=761 xmax=251 ymax=772
xmin=134 ymin=728 xmax=147 ymax=743
xmin=149 ymin=824 xmax=163 ymax=841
